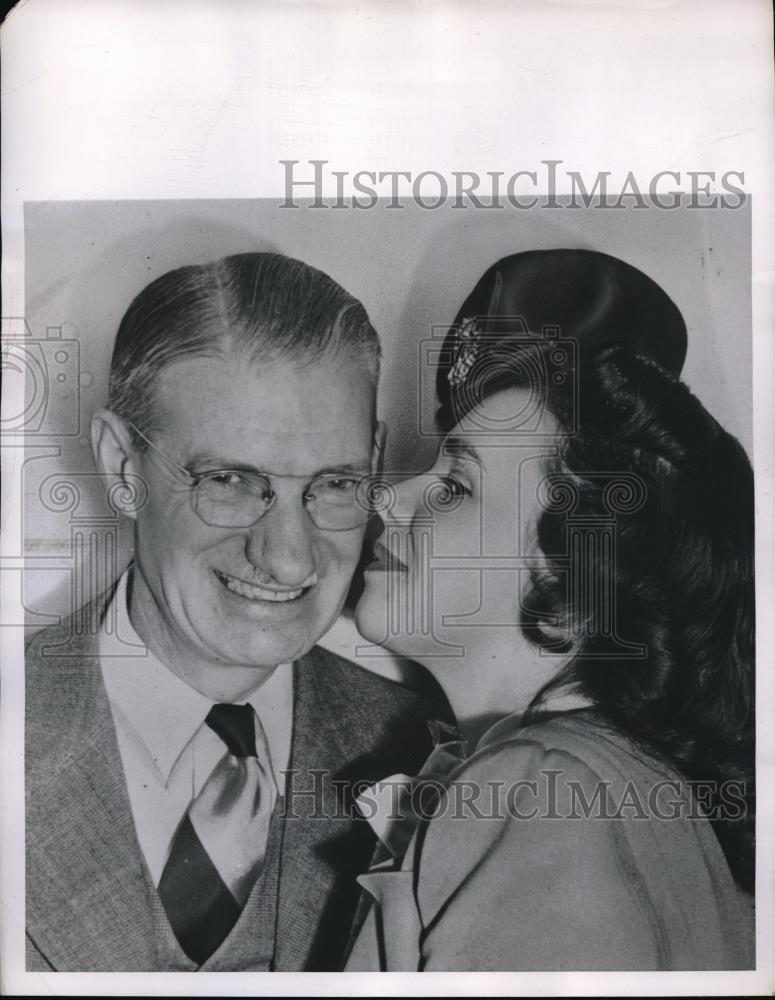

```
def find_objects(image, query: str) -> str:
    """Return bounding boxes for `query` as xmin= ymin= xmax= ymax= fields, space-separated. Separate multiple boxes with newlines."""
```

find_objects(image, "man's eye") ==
xmin=308 ymin=477 xmax=360 ymax=504
xmin=198 ymin=471 xmax=265 ymax=501
xmin=207 ymin=472 xmax=246 ymax=487
xmin=325 ymin=477 xmax=358 ymax=492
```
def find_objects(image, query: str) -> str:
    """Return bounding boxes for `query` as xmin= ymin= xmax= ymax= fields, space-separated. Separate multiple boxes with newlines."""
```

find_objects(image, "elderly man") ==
xmin=25 ymin=252 xmax=443 ymax=972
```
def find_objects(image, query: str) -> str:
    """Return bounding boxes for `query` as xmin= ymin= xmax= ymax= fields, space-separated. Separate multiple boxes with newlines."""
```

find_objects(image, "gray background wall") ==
xmin=20 ymin=198 xmax=752 ymax=630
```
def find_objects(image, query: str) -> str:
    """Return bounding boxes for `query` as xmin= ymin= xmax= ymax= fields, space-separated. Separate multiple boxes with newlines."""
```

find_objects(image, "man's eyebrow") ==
xmin=184 ymin=455 xmax=372 ymax=477
xmin=441 ymin=435 xmax=482 ymax=465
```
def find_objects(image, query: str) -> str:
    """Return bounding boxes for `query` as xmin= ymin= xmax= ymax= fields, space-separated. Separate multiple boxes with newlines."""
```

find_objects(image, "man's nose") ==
xmin=244 ymin=497 xmax=317 ymax=586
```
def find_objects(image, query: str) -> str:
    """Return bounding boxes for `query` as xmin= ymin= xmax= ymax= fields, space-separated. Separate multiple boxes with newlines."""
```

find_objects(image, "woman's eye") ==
xmin=439 ymin=476 xmax=471 ymax=499
xmin=425 ymin=474 xmax=471 ymax=514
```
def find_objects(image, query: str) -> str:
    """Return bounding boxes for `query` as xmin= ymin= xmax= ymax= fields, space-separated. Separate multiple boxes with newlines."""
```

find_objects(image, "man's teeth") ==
xmin=221 ymin=575 xmax=305 ymax=602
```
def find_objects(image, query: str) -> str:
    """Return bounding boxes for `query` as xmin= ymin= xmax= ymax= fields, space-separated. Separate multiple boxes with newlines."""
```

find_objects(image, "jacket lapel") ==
xmin=273 ymin=648 xmax=379 ymax=971
xmin=26 ymin=596 xmax=158 ymax=971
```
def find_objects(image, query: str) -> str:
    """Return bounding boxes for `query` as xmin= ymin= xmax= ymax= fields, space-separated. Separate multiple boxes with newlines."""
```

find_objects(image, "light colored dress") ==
xmin=345 ymin=709 xmax=754 ymax=971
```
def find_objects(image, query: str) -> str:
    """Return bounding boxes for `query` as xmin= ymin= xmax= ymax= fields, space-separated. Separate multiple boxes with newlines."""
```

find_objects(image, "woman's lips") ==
xmin=366 ymin=540 xmax=409 ymax=573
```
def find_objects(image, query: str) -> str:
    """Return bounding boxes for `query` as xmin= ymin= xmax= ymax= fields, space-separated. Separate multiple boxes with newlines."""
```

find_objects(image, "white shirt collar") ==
xmin=99 ymin=569 xmax=293 ymax=784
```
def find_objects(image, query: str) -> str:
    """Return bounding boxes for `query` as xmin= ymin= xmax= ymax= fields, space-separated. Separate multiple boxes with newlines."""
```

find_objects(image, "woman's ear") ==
xmin=91 ymin=409 xmax=141 ymax=520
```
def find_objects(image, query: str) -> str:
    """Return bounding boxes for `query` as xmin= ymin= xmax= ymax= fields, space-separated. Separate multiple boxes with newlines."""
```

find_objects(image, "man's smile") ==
xmin=214 ymin=569 xmax=311 ymax=603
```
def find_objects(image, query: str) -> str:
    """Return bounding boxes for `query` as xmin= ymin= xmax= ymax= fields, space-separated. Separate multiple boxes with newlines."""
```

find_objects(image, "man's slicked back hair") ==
xmin=108 ymin=252 xmax=381 ymax=439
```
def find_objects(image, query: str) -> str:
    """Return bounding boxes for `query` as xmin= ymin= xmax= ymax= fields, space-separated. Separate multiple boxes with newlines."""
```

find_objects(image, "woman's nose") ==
xmin=386 ymin=473 xmax=429 ymax=523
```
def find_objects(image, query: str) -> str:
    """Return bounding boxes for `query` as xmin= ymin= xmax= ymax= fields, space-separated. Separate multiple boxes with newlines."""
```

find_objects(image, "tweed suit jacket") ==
xmin=25 ymin=585 xmax=443 ymax=971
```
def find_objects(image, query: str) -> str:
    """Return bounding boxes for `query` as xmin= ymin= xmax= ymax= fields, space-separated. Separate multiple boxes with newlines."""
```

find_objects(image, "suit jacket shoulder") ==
xmin=25 ymin=588 xmax=163 ymax=971
xmin=26 ymin=589 xmax=116 ymax=769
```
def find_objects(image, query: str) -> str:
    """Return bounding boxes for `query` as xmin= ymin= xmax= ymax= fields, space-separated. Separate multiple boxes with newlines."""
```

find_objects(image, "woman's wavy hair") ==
xmin=518 ymin=342 xmax=755 ymax=892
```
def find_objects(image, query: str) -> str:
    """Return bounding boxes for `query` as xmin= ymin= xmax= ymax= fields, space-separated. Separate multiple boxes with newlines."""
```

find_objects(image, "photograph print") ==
xmin=11 ymin=194 xmax=755 ymax=974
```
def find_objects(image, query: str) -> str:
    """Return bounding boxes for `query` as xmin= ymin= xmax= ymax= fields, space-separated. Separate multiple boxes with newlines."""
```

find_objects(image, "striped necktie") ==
xmin=158 ymin=703 xmax=277 ymax=966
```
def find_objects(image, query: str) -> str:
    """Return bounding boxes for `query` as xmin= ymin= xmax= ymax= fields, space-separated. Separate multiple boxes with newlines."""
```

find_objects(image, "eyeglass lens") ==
xmin=193 ymin=471 xmax=375 ymax=530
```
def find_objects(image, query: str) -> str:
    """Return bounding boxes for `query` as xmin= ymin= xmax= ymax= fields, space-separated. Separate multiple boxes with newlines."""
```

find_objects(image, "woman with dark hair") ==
xmin=346 ymin=250 xmax=754 ymax=971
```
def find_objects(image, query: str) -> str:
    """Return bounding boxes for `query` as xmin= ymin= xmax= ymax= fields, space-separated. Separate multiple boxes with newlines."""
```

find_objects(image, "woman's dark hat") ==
xmin=435 ymin=249 xmax=687 ymax=431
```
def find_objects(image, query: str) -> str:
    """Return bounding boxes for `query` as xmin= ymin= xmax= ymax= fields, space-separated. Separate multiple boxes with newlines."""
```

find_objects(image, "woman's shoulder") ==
xmin=440 ymin=709 xmax=727 ymax=856
xmin=451 ymin=708 xmax=662 ymax=791
xmin=419 ymin=711 xmax=630 ymax=892
xmin=416 ymin=709 xmax=754 ymax=970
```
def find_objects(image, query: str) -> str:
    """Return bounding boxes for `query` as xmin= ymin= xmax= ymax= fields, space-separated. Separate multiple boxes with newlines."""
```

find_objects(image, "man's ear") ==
xmin=91 ymin=409 xmax=141 ymax=519
xmin=372 ymin=420 xmax=387 ymax=474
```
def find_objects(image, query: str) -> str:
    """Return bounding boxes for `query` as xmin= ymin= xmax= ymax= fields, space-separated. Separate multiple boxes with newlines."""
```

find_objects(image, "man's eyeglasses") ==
xmin=126 ymin=421 xmax=375 ymax=532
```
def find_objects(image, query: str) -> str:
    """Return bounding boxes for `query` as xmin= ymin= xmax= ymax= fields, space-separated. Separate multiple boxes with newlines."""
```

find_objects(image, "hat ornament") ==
xmin=447 ymin=315 xmax=482 ymax=387
xmin=447 ymin=268 xmax=504 ymax=388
